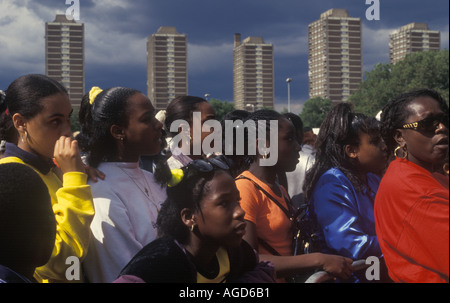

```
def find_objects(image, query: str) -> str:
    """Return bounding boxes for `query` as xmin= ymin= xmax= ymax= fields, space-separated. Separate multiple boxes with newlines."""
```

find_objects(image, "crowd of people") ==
xmin=0 ymin=74 xmax=448 ymax=284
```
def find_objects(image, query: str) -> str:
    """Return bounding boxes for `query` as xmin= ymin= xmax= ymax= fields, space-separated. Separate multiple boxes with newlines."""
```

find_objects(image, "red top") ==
xmin=375 ymin=158 xmax=449 ymax=283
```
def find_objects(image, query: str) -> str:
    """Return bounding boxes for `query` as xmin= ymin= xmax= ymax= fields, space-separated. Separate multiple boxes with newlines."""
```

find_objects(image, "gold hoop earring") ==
xmin=190 ymin=224 xmax=195 ymax=232
xmin=394 ymin=145 xmax=407 ymax=159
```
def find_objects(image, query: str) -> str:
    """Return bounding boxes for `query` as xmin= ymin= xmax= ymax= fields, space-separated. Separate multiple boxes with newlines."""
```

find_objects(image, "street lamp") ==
xmin=204 ymin=93 xmax=210 ymax=101
xmin=246 ymin=103 xmax=255 ymax=112
xmin=286 ymin=78 xmax=292 ymax=112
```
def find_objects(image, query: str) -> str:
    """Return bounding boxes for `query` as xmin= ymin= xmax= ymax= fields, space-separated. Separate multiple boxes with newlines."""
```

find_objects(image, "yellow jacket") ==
xmin=0 ymin=156 xmax=95 ymax=283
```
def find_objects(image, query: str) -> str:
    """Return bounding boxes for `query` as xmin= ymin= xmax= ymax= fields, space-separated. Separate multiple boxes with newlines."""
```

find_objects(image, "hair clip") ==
xmin=168 ymin=168 xmax=184 ymax=187
xmin=89 ymin=86 xmax=103 ymax=105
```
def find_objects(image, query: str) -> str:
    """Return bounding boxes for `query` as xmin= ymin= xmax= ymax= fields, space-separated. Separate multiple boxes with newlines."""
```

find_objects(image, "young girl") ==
xmin=303 ymin=103 xmax=389 ymax=282
xmin=0 ymin=74 xmax=94 ymax=283
xmin=235 ymin=109 xmax=353 ymax=283
xmin=77 ymin=86 xmax=167 ymax=283
xmin=115 ymin=156 xmax=275 ymax=283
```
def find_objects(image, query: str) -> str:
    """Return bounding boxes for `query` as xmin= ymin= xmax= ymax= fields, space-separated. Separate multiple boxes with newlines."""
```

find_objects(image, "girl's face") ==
xmin=19 ymin=93 xmax=72 ymax=159
xmin=399 ymin=96 xmax=449 ymax=171
xmin=122 ymin=93 xmax=163 ymax=158
xmin=355 ymin=132 xmax=388 ymax=175
xmin=275 ymin=117 xmax=301 ymax=172
xmin=195 ymin=171 xmax=246 ymax=248
xmin=190 ymin=101 xmax=216 ymax=155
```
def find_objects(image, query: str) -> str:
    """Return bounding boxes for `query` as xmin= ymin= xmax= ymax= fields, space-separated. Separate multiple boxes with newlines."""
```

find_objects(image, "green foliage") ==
xmin=70 ymin=108 xmax=80 ymax=133
xmin=350 ymin=50 xmax=449 ymax=117
xmin=299 ymin=97 xmax=333 ymax=128
xmin=208 ymin=98 xmax=235 ymax=121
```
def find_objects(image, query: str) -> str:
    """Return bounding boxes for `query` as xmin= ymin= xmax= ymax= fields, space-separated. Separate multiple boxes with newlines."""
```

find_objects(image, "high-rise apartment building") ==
xmin=147 ymin=26 xmax=188 ymax=110
xmin=389 ymin=23 xmax=440 ymax=64
xmin=308 ymin=9 xmax=362 ymax=104
xmin=233 ymin=34 xmax=274 ymax=110
xmin=45 ymin=14 xmax=84 ymax=108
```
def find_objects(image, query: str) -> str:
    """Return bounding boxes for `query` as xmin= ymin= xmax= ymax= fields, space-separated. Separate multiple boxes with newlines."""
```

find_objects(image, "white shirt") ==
xmin=286 ymin=151 xmax=315 ymax=208
xmin=82 ymin=162 xmax=167 ymax=283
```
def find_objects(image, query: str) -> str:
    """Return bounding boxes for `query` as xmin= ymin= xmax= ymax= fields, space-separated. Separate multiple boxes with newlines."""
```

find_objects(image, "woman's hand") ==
xmin=319 ymin=253 xmax=354 ymax=280
xmin=53 ymin=136 xmax=85 ymax=174
xmin=85 ymin=165 xmax=106 ymax=182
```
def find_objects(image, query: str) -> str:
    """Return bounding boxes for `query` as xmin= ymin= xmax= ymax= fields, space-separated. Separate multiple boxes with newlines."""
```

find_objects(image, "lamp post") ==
xmin=246 ymin=103 xmax=255 ymax=112
xmin=286 ymin=78 xmax=292 ymax=112
xmin=204 ymin=93 xmax=210 ymax=101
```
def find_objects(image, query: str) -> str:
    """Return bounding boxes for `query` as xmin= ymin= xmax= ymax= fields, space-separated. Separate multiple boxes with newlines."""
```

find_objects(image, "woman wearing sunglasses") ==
xmin=114 ymin=156 xmax=275 ymax=283
xmin=375 ymin=89 xmax=449 ymax=283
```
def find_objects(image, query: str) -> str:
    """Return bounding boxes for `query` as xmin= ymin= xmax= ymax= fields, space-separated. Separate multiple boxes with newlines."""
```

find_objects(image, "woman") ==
xmin=0 ymin=74 xmax=94 ymax=283
xmin=77 ymin=86 xmax=167 ymax=283
xmin=235 ymin=109 xmax=353 ymax=283
xmin=115 ymin=156 xmax=275 ymax=283
xmin=375 ymin=89 xmax=449 ymax=283
xmin=162 ymin=95 xmax=217 ymax=169
xmin=303 ymin=103 xmax=389 ymax=282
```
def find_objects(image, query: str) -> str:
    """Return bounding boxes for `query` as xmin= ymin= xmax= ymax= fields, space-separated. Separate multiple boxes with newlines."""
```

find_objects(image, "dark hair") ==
xmin=153 ymin=95 xmax=210 ymax=184
xmin=381 ymin=88 xmax=449 ymax=158
xmin=243 ymin=109 xmax=284 ymax=164
xmin=0 ymin=163 xmax=55 ymax=268
xmin=220 ymin=110 xmax=251 ymax=177
xmin=0 ymin=74 xmax=67 ymax=142
xmin=156 ymin=159 xmax=230 ymax=244
xmin=164 ymin=95 xmax=208 ymax=137
xmin=283 ymin=112 xmax=304 ymax=143
xmin=76 ymin=87 xmax=140 ymax=167
xmin=304 ymin=103 xmax=382 ymax=201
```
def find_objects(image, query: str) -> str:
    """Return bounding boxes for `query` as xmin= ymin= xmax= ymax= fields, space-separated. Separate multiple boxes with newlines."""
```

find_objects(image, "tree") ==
xmin=300 ymin=97 xmax=333 ymax=128
xmin=350 ymin=50 xmax=449 ymax=117
xmin=209 ymin=98 xmax=235 ymax=121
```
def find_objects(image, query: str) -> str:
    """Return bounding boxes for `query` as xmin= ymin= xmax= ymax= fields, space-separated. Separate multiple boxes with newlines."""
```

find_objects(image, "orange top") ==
xmin=236 ymin=170 xmax=294 ymax=257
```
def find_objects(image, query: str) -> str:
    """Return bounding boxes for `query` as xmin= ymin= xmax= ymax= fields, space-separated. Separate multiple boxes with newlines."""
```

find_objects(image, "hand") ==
xmin=53 ymin=136 xmax=85 ymax=174
xmin=85 ymin=165 xmax=105 ymax=182
xmin=320 ymin=254 xmax=354 ymax=280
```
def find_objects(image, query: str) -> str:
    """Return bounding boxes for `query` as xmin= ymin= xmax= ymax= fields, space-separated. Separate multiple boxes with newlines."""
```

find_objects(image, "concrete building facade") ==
xmin=233 ymin=34 xmax=274 ymax=110
xmin=308 ymin=9 xmax=362 ymax=104
xmin=45 ymin=14 xmax=85 ymax=108
xmin=389 ymin=23 xmax=440 ymax=64
xmin=147 ymin=26 xmax=188 ymax=110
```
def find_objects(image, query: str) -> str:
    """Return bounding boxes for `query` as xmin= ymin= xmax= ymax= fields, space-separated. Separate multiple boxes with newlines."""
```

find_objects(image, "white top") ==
xmin=82 ymin=162 xmax=167 ymax=283
xmin=285 ymin=151 xmax=315 ymax=208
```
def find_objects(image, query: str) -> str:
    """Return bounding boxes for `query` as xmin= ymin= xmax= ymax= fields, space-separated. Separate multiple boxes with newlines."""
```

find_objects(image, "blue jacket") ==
xmin=308 ymin=168 xmax=384 ymax=282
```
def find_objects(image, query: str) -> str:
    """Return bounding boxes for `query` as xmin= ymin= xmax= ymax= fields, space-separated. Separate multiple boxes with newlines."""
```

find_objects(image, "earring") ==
xmin=21 ymin=131 xmax=28 ymax=144
xmin=190 ymin=224 xmax=195 ymax=232
xmin=394 ymin=145 xmax=407 ymax=159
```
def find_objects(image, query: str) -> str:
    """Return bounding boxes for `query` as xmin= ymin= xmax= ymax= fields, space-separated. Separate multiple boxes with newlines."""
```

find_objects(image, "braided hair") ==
xmin=76 ymin=87 xmax=140 ymax=168
xmin=380 ymin=88 xmax=449 ymax=160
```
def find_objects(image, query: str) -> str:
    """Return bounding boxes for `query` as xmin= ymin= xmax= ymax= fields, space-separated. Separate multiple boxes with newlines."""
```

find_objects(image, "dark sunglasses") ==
xmin=401 ymin=114 xmax=449 ymax=133
xmin=187 ymin=155 xmax=230 ymax=173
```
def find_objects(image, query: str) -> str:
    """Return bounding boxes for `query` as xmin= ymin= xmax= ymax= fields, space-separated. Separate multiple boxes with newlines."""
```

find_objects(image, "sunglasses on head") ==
xmin=187 ymin=155 xmax=230 ymax=173
xmin=401 ymin=114 xmax=449 ymax=133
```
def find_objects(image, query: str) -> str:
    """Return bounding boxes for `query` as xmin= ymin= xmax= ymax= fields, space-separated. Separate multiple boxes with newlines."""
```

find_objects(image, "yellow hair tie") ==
xmin=89 ymin=86 xmax=103 ymax=105
xmin=168 ymin=168 xmax=184 ymax=187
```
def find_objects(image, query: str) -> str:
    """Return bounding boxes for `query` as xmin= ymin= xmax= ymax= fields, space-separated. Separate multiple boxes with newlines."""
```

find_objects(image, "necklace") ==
xmin=116 ymin=163 xmax=161 ymax=212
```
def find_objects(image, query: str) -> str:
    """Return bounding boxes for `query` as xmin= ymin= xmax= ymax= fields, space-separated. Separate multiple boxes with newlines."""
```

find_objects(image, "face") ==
xmin=17 ymin=93 xmax=72 ymax=159
xmin=399 ymin=96 xmax=449 ymax=171
xmin=276 ymin=117 xmax=301 ymax=172
xmin=354 ymin=132 xmax=388 ymax=175
xmin=190 ymin=102 xmax=216 ymax=151
xmin=122 ymin=93 xmax=163 ymax=157
xmin=195 ymin=171 xmax=246 ymax=248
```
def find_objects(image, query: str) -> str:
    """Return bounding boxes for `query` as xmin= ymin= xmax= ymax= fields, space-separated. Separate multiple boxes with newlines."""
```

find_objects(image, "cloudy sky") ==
xmin=0 ymin=0 xmax=448 ymax=113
